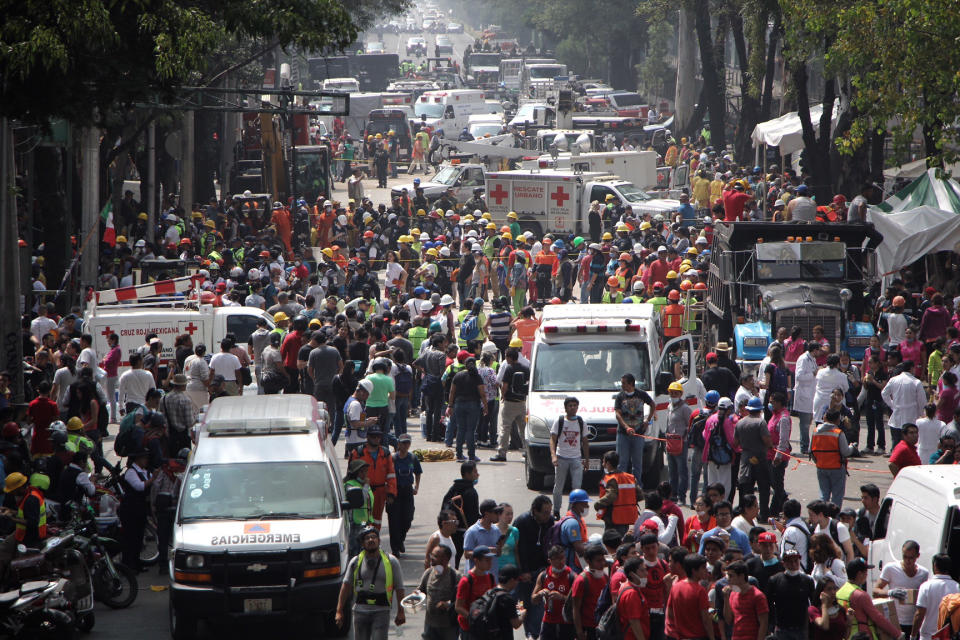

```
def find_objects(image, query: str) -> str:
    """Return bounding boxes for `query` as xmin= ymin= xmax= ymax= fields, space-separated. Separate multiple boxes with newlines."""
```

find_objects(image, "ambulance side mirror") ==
xmin=344 ymin=486 xmax=365 ymax=510
xmin=655 ymin=372 xmax=673 ymax=396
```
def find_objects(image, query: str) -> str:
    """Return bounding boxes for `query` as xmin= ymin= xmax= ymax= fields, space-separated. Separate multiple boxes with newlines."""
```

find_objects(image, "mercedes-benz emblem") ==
xmin=246 ymin=563 xmax=268 ymax=573
xmin=585 ymin=425 xmax=598 ymax=441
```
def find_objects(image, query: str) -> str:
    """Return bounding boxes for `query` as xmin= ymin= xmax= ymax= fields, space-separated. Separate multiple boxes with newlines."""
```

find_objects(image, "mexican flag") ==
xmin=101 ymin=200 xmax=115 ymax=247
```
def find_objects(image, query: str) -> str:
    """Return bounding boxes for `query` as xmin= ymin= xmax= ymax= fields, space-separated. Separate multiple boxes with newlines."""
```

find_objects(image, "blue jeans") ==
xmin=454 ymin=400 xmax=481 ymax=459
xmin=797 ymin=412 xmax=813 ymax=453
xmin=515 ymin=577 xmax=544 ymax=639
xmin=668 ymin=450 xmax=688 ymax=501
xmin=688 ymin=446 xmax=704 ymax=504
xmin=817 ymin=467 xmax=846 ymax=507
xmin=617 ymin=430 xmax=644 ymax=484
xmin=332 ymin=402 xmax=345 ymax=445
xmin=444 ymin=409 xmax=456 ymax=447
xmin=392 ymin=396 xmax=409 ymax=437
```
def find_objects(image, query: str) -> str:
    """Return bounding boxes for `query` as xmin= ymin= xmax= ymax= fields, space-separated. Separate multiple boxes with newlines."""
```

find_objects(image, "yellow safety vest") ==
xmin=353 ymin=549 xmax=395 ymax=605
xmin=837 ymin=581 xmax=878 ymax=640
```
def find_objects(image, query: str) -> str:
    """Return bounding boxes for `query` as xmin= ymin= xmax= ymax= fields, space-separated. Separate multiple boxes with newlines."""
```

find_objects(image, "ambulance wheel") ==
xmin=518 ymin=221 xmax=542 ymax=238
xmin=169 ymin=601 xmax=197 ymax=640
xmin=525 ymin=460 xmax=544 ymax=490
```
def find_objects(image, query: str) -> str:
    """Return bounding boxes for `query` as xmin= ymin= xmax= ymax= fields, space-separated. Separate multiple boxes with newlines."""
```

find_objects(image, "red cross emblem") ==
xmin=489 ymin=183 xmax=508 ymax=205
xmin=550 ymin=186 xmax=570 ymax=208
xmin=183 ymin=322 xmax=199 ymax=335
xmin=100 ymin=326 xmax=112 ymax=337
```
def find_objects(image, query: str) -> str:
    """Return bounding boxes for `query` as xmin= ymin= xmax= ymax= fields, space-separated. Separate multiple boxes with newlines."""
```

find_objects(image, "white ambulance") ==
xmin=523 ymin=304 xmax=699 ymax=491
xmin=414 ymin=89 xmax=487 ymax=137
xmin=83 ymin=276 xmax=273 ymax=377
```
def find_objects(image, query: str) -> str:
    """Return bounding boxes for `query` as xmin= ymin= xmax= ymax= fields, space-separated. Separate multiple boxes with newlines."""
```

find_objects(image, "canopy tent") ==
xmin=866 ymin=205 xmax=960 ymax=276
xmin=750 ymin=101 xmax=840 ymax=156
xmin=873 ymin=168 xmax=960 ymax=213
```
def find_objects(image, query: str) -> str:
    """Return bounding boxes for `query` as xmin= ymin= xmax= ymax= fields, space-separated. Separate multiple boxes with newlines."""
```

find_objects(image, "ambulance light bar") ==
xmin=206 ymin=417 xmax=313 ymax=436
xmin=542 ymin=323 xmax=645 ymax=336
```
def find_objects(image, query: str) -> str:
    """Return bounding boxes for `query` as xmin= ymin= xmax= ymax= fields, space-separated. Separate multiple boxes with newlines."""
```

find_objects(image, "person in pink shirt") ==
xmin=702 ymin=398 xmax=740 ymax=498
xmin=99 ymin=332 xmax=121 ymax=423
xmin=919 ymin=293 xmax=950 ymax=344
xmin=783 ymin=326 xmax=805 ymax=373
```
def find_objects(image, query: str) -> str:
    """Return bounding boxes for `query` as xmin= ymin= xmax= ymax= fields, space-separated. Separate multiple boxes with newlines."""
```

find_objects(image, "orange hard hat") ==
xmin=500 ymin=225 xmax=510 ymax=233
xmin=892 ymin=295 xmax=906 ymax=307
xmin=363 ymin=230 xmax=374 ymax=239
xmin=680 ymin=280 xmax=693 ymax=291
xmin=619 ymin=252 xmax=632 ymax=262
xmin=693 ymin=282 xmax=707 ymax=290
xmin=667 ymin=289 xmax=681 ymax=301
xmin=607 ymin=276 xmax=620 ymax=287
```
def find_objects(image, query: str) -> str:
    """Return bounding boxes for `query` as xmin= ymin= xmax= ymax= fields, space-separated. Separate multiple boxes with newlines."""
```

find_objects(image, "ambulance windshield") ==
xmin=532 ymin=342 xmax=650 ymax=392
xmin=180 ymin=462 xmax=339 ymax=521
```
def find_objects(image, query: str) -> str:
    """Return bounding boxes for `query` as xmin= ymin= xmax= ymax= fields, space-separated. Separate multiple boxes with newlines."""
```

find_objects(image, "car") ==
xmin=365 ymin=41 xmax=385 ymax=54
xmin=422 ymin=18 xmax=435 ymax=31
xmin=447 ymin=22 xmax=464 ymax=33
xmin=435 ymin=35 xmax=453 ymax=55
xmin=406 ymin=36 xmax=427 ymax=56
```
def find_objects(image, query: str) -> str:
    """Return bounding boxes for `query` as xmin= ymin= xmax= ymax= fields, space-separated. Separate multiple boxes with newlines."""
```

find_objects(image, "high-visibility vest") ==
xmin=837 ymin=581 xmax=878 ymax=640
xmin=15 ymin=488 xmax=47 ymax=542
xmin=345 ymin=479 xmax=374 ymax=526
xmin=602 ymin=290 xmax=623 ymax=304
xmin=646 ymin=296 xmax=668 ymax=313
xmin=811 ymin=428 xmax=844 ymax=470
xmin=408 ymin=326 xmax=428 ymax=353
xmin=662 ymin=303 xmax=684 ymax=337
xmin=353 ymin=549 xmax=395 ymax=605
xmin=596 ymin=471 xmax=638 ymax=525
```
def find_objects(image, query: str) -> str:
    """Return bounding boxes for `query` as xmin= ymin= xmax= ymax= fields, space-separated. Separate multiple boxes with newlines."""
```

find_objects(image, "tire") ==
xmin=98 ymin=562 xmax=139 ymax=609
xmin=524 ymin=457 xmax=544 ymax=490
xmin=518 ymin=221 xmax=543 ymax=238
xmin=76 ymin=612 xmax=95 ymax=633
xmin=140 ymin=520 xmax=160 ymax=567
xmin=169 ymin=600 xmax=198 ymax=640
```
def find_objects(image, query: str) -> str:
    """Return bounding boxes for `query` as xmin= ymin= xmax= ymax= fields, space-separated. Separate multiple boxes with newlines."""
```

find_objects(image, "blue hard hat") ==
xmin=622 ymin=297 xmax=633 ymax=304
xmin=413 ymin=178 xmax=421 ymax=185
xmin=554 ymin=239 xmax=565 ymax=249
xmin=569 ymin=489 xmax=590 ymax=504
xmin=423 ymin=241 xmax=434 ymax=250
xmin=746 ymin=397 xmax=764 ymax=411
xmin=705 ymin=390 xmax=720 ymax=406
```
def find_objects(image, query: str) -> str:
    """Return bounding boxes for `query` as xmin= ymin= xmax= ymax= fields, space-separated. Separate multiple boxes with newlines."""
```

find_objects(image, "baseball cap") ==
xmin=705 ymin=352 xmax=718 ymax=363
xmin=640 ymin=518 xmax=660 ymax=532
xmin=846 ymin=558 xmax=875 ymax=575
xmin=479 ymin=499 xmax=503 ymax=514
xmin=782 ymin=549 xmax=801 ymax=559
xmin=757 ymin=532 xmax=777 ymax=544
xmin=472 ymin=545 xmax=494 ymax=559
xmin=397 ymin=433 xmax=412 ymax=443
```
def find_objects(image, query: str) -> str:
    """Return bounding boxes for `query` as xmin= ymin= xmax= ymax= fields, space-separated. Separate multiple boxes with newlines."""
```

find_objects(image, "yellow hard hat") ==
xmin=602 ymin=232 xmax=613 ymax=241
xmin=605 ymin=194 xmax=615 ymax=201
xmin=388 ymin=130 xmax=395 ymax=136
xmin=273 ymin=312 xmax=289 ymax=322
xmin=615 ymin=223 xmax=628 ymax=232
xmin=308 ymin=318 xmax=322 ymax=328
xmin=67 ymin=417 xmax=84 ymax=432
xmin=464 ymin=214 xmax=474 ymax=221
xmin=115 ymin=235 xmax=127 ymax=244
xmin=509 ymin=337 xmax=523 ymax=348
xmin=191 ymin=211 xmax=203 ymax=219
xmin=367 ymin=135 xmax=373 ymax=141
xmin=375 ymin=133 xmax=383 ymax=139
xmin=426 ymin=248 xmax=439 ymax=257
xmin=417 ymin=209 xmax=426 ymax=216
xmin=502 ymin=232 xmax=512 ymax=240
xmin=321 ymin=248 xmax=334 ymax=258
xmin=666 ymin=270 xmax=678 ymax=280
xmin=507 ymin=211 xmax=518 ymax=220
xmin=204 ymin=219 xmax=216 ymax=229
xmin=640 ymin=221 xmax=652 ymax=230
xmin=411 ymin=227 xmax=421 ymax=235
xmin=138 ymin=212 xmax=148 ymax=221
xmin=398 ymin=235 xmax=410 ymax=243
xmin=3 ymin=472 xmax=27 ymax=494
xmin=679 ymin=260 xmax=692 ymax=270
xmin=481 ymin=212 xmax=492 ymax=220
xmin=668 ymin=381 xmax=684 ymax=392
xmin=516 ymin=235 xmax=526 ymax=244
xmin=687 ymin=247 xmax=699 ymax=255
xmin=486 ymin=222 xmax=496 ymax=230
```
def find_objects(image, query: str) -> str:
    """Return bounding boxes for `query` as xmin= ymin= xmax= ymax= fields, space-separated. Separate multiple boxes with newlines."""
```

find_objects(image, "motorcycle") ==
xmin=92 ymin=460 xmax=160 ymax=567
xmin=0 ymin=577 xmax=75 ymax=639
xmin=66 ymin=504 xmax=138 ymax=609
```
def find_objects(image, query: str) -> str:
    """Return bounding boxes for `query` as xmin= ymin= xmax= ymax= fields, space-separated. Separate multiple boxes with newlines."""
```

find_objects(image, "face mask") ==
xmin=785 ymin=569 xmax=801 ymax=577
xmin=706 ymin=563 xmax=715 ymax=574
xmin=728 ymin=584 xmax=741 ymax=593
xmin=767 ymin=403 xmax=774 ymax=412
xmin=473 ymin=478 xmax=479 ymax=486
xmin=637 ymin=578 xmax=648 ymax=588
xmin=644 ymin=558 xmax=659 ymax=568
xmin=590 ymin=568 xmax=605 ymax=579
xmin=763 ymin=557 xmax=779 ymax=567
xmin=433 ymin=564 xmax=445 ymax=575
xmin=671 ymin=397 xmax=682 ymax=405
xmin=827 ymin=606 xmax=839 ymax=616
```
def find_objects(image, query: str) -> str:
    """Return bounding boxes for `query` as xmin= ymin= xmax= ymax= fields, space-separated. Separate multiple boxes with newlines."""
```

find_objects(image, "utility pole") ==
xmin=146 ymin=122 xmax=156 ymax=242
xmin=180 ymin=111 xmax=195 ymax=211
xmin=219 ymin=75 xmax=237 ymax=200
xmin=80 ymin=127 xmax=100 ymax=291
xmin=0 ymin=119 xmax=24 ymax=403
xmin=675 ymin=7 xmax=698 ymax=134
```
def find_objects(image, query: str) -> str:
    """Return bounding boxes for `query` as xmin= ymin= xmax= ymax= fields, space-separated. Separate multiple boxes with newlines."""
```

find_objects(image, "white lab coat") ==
xmin=793 ymin=351 xmax=818 ymax=414
xmin=813 ymin=367 xmax=849 ymax=418
xmin=881 ymin=371 xmax=927 ymax=429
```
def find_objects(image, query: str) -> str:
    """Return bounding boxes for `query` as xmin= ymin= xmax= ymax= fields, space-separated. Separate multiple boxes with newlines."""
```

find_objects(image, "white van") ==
xmin=414 ymin=89 xmax=487 ymax=137
xmin=467 ymin=114 xmax=505 ymax=139
xmin=866 ymin=465 xmax=960 ymax=586
xmin=322 ymin=77 xmax=361 ymax=93
xmin=169 ymin=394 xmax=359 ymax=638
xmin=523 ymin=304 xmax=699 ymax=491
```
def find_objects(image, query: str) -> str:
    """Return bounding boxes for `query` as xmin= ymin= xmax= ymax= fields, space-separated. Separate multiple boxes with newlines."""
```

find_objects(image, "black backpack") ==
xmin=708 ymin=418 xmax=734 ymax=465
xmin=689 ymin=408 xmax=712 ymax=449
xmin=466 ymin=585 xmax=506 ymax=635
xmin=596 ymin=585 xmax=634 ymax=640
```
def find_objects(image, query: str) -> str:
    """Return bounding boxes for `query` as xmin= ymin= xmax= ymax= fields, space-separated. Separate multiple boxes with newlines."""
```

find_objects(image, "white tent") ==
xmin=866 ymin=205 xmax=960 ymax=276
xmin=751 ymin=101 xmax=840 ymax=156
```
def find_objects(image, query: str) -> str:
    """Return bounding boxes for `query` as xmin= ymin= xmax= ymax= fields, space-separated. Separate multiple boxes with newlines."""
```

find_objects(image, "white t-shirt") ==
xmin=209 ymin=352 xmax=242 ymax=381
xmin=812 ymin=558 xmax=847 ymax=587
xmin=550 ymin=414 xmax=586 ymax=459
xmin=385 ymin=262 xmax=405 ymax=287
xmin=30 ymin=316 xmax=57 ymax=341
xmin=344 ymin=397 xmax=367 ymax=447
xmin=917 ymin=574 xmax=960 ymax=640
xmin=815 ymin=520 xmax=851 ymax=546
xmin=78 ymin=347 xmax=97 ymax=371
xmin=916 ymin=417 xmax=946 ymax=464
xmin=117 ymin=369 xmax=155 ymax=407
xmin=879 ymin=562 xmax=929 ymax=625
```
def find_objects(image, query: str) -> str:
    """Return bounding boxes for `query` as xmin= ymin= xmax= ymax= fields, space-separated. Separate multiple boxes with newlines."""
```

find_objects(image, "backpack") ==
xmin=460 ymin=313 xmax=480 ymax=342
xmin=394 ymin=365 xmax=413 ymax=395
xmin=115 ymin=407 xmax=145 ymax=457
xmin=768 ymin=363 xmax=789 ymax=394
xmin=563 ymin=571 xmax=590 ymax=624
xmin=466 ymin=584 xmax=506 ymax=635
xmin=596 ymin=585 xmax=634 ymax=640
xmin=548 ymin=514 xmax=577 ymax=549
xmin=594 ymin=579 xmax=613 ymax=626
xmin=557 ymin=415 xmax=586 ymax=444
xmin=708 ymin=419 xmax=734 ymax=465
xmin=690 ymin=409 xmax=711 ymax=449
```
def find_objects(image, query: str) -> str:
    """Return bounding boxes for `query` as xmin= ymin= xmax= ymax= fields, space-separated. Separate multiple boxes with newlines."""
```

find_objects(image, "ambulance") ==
xmin=83 ymin=276 xmax=273 ymax=378
xmin=523 ymin=304 xmax=699 ymax=491
xmin=169 ymin=395 xmax=361 ymax=638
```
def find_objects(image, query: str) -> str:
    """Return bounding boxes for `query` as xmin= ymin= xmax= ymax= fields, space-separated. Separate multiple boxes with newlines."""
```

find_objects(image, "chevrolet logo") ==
xmin=246 ymin=563 xmax=268 ymax=573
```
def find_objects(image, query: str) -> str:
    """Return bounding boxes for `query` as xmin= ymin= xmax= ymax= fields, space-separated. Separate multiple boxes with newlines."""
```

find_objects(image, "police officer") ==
xmin=464 ymin=188 xmax=487 ymax=213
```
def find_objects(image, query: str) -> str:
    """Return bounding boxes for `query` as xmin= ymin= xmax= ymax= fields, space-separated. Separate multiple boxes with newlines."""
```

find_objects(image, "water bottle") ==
xmin=419 ymin=411 xmax=427 ymax=439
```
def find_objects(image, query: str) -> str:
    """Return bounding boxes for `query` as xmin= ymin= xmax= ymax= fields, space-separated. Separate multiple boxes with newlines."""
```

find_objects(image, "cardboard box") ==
xmin=872 ymin=597 xmax=900 ymax=639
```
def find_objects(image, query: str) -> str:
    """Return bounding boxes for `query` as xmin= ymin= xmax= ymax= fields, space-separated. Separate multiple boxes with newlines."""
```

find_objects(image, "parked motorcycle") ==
xmin=92 ymin=460 xmax=160 ymax=567
xmin=67 ymin=504 xmax=138 ymax=609
xmin=0 ymin=577 xmax=75 ymax=639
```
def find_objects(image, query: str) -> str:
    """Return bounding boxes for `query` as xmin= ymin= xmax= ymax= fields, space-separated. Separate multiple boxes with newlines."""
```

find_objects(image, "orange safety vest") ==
xmin=811 ymin=427 xmax=844 ymax=470
xmin=350 ymin=445 xmax=397 ymax=496
xmin=15 ymin=488 xmax=47 ymax=542
xmin=596 ymin=471 xmax=638 ymax=525
xmin=661 ymin=303 xmax=684 ymax=337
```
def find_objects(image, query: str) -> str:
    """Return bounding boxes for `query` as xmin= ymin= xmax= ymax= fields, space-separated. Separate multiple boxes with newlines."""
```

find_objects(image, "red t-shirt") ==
xmin=27 ymin=396 xmax=60 ymax=455
xmin=570 ymin=571 xmax=607 ymax=629
xmin=665 ymin=579 xmax=710 ymax=639
xmin=610 ymin=569 xmax=629 ymax=597
xmin=639 ymin=558 xmax=670 ymax=609
xmin=729 ymin=586 xmax=769 ymax=640
xmin=456 ymin=570 xmax=495 ymax=630
xmin=618 ymin=586 xmax=651 ymax=640
xmin=540 ymin=565 xmax=574 ymax=624
xmin=280 ymin=331 xmax=303 ymax=368
xmin=889 ymin=441 xmax=921 ymax=471
xmin=722 ymin=190 xmax=753 ymax=222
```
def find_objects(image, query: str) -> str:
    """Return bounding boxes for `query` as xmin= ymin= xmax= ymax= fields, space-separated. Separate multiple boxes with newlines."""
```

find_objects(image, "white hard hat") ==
xmin=633 ymin=243 xmax=644 ymax=254
xmin=589 ymin=243 xmax=601 ymax=251
xmin=466 ymin=230 xmax=478 ymax=238
xmin=421 ymin=301 xmax=434 ymax=313
xmin=439 ymin=247 xmax=450 ymax=257
xmin=323 ymin=200 xmax=332 ymax=207
xmin=524 ymin=231 xmax=533 ymax=239
xmin=358 ymin=379 xmax=374 ymax=394
xmin=135 ymin=239 xmax=146 ymax=248
xmin=481 ymin=341 xmax=498 ymax=355
xmin=198 ymin=269 xmax=210 ymax=278
xmin=338 ymin=215 xmax=348 ymax=225
xmin=471 ymin=244 xmax=482 ymax=252
xmin=247 ymin=268 xmax=260 ymax=280
xmin=420 ymin=232 xmax=430 ymax=241
xmin=445 ymin=209 xmax=454 ymax=217
xmin=473 ymin=209 xmax=482 ymax=216
xmin=243 ymin=190 xmax=253 ymax=198
xmin=230 ymin=267 xmax=243 ymax=278
xmin=657 ymin=245 xmax=667 ymax=252
xmin=440 ymin=294 xmax=454 ymax=306
xmin=166 ymin=213 xmax=177 ymax=222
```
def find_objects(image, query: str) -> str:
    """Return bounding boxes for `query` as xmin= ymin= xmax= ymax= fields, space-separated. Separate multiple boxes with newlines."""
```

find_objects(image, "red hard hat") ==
xmin=260 ymin=250 xmax=270 ymax=258
xmin=653 ymin=281 xmax=665 ymax=290
xmin=694 ymin=282 xmax=707 ymax=290
xmin=549 ymin=297 xmax=562 ymax=304
xmin=667 ymin=289 xmax=681 ymax=301
xmin=363 ymin=230 xmax=374 ymax=239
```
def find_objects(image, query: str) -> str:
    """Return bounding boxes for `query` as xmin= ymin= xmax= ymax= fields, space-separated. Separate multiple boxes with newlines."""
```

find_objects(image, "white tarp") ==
xmin=882 ymin=158 xmax=960 ymax=179
xmin=751 ymin=101 xmax=840 ymax=156
xmin=866 ymin=205 xmax=960 ymax=275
